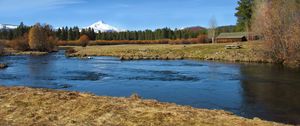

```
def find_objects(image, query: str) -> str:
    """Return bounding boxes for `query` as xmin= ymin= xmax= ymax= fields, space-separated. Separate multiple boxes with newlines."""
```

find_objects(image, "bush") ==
xmin=197 ymin=34 xmax=208 ymax=43
xmin=57 ymin=37 xmax=209 ymax=46
xmin=10 ymin=35 xmax=30 ymax=51
xmin=47 ymin=36 xmax=58 ymax=51
xmin=65 ymin=48 xmax=77 ymax=55
xmin=79 ymin=35 xmax=90 ymax=47
xmin=0 ymin=42 xmax=4 ymax=55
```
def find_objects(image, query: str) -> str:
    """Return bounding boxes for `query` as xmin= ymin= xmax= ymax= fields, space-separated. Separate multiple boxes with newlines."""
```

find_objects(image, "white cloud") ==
xmin=0 ymin=0 xmax=85 ymax=11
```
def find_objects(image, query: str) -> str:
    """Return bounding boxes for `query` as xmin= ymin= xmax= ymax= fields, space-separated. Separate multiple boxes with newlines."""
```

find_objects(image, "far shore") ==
xmin=65 ymin=41 xmax=274 ymax=63
xmin=2 ymin=41 xmax=299 ymax=67
xmin=1 ymin=48 xmax=49 ymax=56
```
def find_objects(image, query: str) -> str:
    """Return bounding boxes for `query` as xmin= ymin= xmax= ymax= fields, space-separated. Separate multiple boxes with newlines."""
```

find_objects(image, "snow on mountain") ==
xmin=0 ymin=24 xmax=18 ymax=29
xmin=86 ymin=21 xmax=124 ymax=32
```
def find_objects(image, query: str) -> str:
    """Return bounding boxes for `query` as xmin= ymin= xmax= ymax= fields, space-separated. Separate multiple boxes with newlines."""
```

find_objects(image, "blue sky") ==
xmin=0 ymin=0 xmax=238 ymax=30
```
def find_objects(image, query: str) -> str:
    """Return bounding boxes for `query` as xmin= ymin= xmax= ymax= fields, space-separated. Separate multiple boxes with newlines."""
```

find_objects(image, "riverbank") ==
xmin=0 ymin=86 xmax=288 ymax=126
xmin=65 ymin=41 xmax=273 ymax=63
xmin=0 ymin=48 xmax=50 ymax=56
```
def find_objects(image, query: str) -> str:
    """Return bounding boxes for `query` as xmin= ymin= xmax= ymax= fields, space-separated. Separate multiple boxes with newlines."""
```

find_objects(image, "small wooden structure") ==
xmin=216 ymin=32 xmax=248 ymax=43
xmin=225 ymin=44 xmax=242 ymax=49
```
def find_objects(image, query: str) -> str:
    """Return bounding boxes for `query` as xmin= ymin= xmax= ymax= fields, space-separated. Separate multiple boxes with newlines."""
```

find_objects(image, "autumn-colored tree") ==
xmin=28 ymin=23 xmax=57 ymax=52
xmin=252 ymin=0 xmax=300 ymax=65
xmin=29 ymin=23 xmax=48 ymax=51
xmin=79 ymin=35 xmax=90 ymax=47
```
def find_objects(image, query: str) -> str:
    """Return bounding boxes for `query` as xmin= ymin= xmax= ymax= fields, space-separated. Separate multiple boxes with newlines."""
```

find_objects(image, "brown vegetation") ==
xmin=28 ymin=23 xmax=57 ymax=52
xmin=9 ymin=34 xmax=30 ymax=51
xmin=65 ymin=48 xmax=78 ymax=55
xmin=0 ymin=41 xmax=4 ymax=55
xmin=1 ymin=23 xmax=58 ymax=53
xmin=78 ymin=34 xmax=90 ymax=47
xmin=0 ymin=86 xmax=288 ymax=126
xmin=58 ymin=36 xmax=208 ymax=46
xmin=252 ymin=0 xmax=300 ymax=67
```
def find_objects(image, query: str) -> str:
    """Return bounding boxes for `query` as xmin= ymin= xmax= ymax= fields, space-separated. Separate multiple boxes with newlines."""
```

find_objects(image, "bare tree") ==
xmin=252 ymin=0 xmax=300 ymax=65
xmin=208 ymin=17 xmax=217 ymax=43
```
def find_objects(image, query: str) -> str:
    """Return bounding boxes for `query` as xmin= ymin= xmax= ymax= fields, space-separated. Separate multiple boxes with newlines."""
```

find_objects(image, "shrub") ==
xmin=0 ymin=42 xmax=4 ymax=55
xmin=10 ymin=37 xmax=30 ymax=51
xmin=47 ymin=36 xmax=58 ymax=51
xmin=57 ymin=37 xmax=209 ymax=46
xmin=79 ymin=35 xmax=90 ymax=47
xmin=197 ymin=34 xmax=208 ymax=43
xmin=65 ymin=48 xmax=77 ymax=54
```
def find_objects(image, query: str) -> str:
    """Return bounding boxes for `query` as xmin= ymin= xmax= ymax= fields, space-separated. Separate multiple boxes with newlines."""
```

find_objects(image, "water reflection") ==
xmin=26 ymin=55 xmax=57 ymax=88
xmin=240 ymin=64 xmax=300 ymax=124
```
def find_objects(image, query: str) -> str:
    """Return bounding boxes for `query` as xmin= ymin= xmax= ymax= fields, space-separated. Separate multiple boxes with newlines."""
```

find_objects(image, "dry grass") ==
xmin=0 ymin=86 xmax=288 ymax=126
xmin=58 ymin=37 xmax=207 ymax=46
xmin=0 ymin=48 xmax=48 ymax=56
xmin=66 ymin=41 xmax=272 ymax=63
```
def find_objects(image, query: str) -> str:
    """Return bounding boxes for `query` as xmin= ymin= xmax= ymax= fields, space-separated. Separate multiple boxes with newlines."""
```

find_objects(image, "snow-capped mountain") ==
xmin=86 ymin=21 xmax=123 ymax=32
xmin=0 ymin=24 xmax=18 ymax=29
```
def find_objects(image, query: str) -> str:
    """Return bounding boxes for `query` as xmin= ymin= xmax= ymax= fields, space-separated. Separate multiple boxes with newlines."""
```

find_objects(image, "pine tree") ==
xmin=235 ymin=0 xmax=254 ymax=31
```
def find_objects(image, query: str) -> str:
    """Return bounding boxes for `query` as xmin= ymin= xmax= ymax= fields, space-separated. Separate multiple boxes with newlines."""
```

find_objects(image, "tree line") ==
xmin=0 ymin=22 xmax=30 ymax=40
xmin=54 ymin=27 xmax=206 ymax=41
xmin=1 ymin=24 xmax=206 ymax=41
xmin=1 ymin=23 xmax=58 ymax=52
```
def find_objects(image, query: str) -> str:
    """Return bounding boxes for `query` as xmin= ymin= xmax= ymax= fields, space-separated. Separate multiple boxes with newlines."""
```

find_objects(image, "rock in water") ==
xmin=0 ymin=63 xmax=8 ymax=69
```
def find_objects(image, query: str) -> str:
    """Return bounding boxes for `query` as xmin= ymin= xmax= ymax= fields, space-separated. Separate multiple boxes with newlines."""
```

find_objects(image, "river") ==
xmin=0 ymin=50 xmax=299 ymax=124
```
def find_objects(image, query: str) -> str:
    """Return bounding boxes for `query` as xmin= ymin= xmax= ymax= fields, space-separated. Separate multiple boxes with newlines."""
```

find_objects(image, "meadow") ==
xmin=66 ymin=41 xmax=271 ymax=63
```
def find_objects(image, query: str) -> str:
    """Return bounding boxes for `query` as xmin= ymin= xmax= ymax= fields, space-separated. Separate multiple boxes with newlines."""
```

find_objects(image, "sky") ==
xmin=0 ymin=0 xmax=238 ymax=30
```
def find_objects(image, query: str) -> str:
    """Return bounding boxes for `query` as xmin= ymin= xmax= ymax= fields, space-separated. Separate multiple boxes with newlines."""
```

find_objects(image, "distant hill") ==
xmin=217 ymin=25 xmax=238 ymax=33
xmin=182 ymin=26 xmax=206 ymax=31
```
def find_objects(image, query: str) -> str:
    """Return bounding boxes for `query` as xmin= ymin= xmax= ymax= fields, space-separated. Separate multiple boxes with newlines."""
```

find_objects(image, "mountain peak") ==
xmin=94 ymin=20 xmax=105 ymax=24
xmin=87 ymin=21 xmax=123 ymax=32
xmin=0 ymin=24 xmax=18 ymax=29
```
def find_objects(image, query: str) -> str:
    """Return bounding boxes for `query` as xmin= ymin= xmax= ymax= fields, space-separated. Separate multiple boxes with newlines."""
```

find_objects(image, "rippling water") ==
xmin=0 ymin=50 xmax=300 ymax=124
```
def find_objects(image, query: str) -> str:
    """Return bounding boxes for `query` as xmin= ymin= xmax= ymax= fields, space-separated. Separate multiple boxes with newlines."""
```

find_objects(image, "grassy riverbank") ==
xmin=1 ymin=48 xmax=49 ymax=56
xmin=0 ymin=86 xmax=288 ymax=126
xmin=66 ymin=41 xmax=272 ymax=63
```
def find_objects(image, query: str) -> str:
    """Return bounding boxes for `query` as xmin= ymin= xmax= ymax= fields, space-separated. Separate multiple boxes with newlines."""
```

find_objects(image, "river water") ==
xmin=0 ymin=51 xmax=299 ymax=124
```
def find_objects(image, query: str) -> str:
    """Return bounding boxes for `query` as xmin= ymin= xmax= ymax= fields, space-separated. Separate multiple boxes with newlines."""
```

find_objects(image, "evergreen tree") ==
xmin=235 ymin=0 xmax=254 ymax=31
